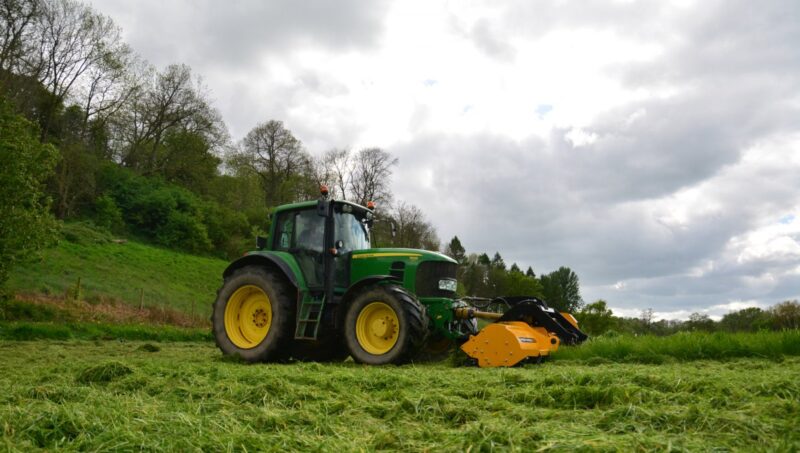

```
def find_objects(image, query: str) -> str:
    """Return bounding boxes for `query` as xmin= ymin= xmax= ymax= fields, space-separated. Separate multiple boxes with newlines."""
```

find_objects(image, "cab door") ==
xmin=272 ymin=208 xmax=326 ymax=289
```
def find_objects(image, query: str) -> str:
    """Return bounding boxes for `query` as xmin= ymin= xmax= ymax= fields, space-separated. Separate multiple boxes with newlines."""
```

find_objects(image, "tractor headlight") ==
xmin=438 ymin=279 xmax=457 ymax=292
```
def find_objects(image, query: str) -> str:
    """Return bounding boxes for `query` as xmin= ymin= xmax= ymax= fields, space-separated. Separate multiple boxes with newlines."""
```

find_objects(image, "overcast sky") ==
xmin=88 ymin=0 xmax=800 ymax=320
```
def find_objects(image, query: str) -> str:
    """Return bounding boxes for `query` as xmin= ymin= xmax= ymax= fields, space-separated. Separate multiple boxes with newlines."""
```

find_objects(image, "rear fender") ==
xmin=223 ymin=252 xmax=303 ymax=290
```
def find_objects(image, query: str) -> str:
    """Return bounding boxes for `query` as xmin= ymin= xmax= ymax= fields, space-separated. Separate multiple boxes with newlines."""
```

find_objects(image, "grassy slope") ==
xmin=6 ymin=224 xmax=228 ymax=317
xmin=0 ymin=341 xmax=797 ymax=451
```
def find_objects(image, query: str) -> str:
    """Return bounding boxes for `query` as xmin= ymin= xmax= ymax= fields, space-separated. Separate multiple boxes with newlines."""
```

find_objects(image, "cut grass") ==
xmin=0 ymin=341 xmax=797 ymax=451
xmin=6 ymin=222 xmax=228 ymax=317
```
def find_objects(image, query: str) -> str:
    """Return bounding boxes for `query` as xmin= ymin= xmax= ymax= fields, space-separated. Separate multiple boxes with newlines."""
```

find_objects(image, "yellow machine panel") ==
xmin=460 ymin=321 xmax=561 ymax=367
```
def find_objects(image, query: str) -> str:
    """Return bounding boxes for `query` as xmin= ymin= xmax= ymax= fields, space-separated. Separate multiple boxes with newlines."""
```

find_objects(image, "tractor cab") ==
xmin=268 ymin=197 xmax=373 ymax=291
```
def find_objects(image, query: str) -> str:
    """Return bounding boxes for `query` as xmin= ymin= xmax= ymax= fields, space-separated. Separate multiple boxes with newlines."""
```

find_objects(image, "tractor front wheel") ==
xmin=344 ymin=285 xmax=428 ymax=365
xmin=212 ymin=266 xmax=294 ymax=362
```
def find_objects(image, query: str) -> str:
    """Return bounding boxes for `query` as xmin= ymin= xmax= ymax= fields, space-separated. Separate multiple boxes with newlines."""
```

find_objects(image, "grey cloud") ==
xmin=465 ymin=18 xmax=516 ymax=61
xmin=92 ymin=0 xmax=390 ymax=68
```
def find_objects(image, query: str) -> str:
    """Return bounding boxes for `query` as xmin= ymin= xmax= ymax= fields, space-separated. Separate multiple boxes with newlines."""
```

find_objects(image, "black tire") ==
xmin=212 ymin=266 xmax=295 ymax=363
xmin=344 ymin=285 xmax=428 ymax=365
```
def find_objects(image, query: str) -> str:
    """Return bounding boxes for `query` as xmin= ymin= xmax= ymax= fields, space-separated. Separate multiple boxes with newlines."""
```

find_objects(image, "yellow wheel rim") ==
xmin=356 ymin=302 xmax=400 ymax=355
xmin=224 ymin=285 xmax=272 ymax=349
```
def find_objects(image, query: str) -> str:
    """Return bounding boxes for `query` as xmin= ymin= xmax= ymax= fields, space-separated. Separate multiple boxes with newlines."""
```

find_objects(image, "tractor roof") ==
xmin=273 ymin=199 xmax=372 ymax=214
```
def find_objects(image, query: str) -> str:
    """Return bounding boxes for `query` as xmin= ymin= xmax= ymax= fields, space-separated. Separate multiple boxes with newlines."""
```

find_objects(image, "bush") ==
xmin=92 ymin=195 xmax=125 ymax=233
xmin=157 ymin=211 xmax=213 ymax=253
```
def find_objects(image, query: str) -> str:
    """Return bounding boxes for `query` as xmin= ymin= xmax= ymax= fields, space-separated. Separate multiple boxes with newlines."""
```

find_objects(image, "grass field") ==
xmin=6 ymin=223 xmax=228 ymax=317
xmin=1 ymin=340 xmax=798 ymax=451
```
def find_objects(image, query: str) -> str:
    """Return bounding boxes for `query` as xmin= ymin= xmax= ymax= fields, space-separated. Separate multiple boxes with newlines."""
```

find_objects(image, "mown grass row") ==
xmin=0 ymin=342 xmax=797 ymax=451
xmin=0 ymin=321 xmax=211 ymax=342
xmin=553 ymin=330 xmax=800 ymax=363
xmin=2 ymin=320 xmax=800 ymax=364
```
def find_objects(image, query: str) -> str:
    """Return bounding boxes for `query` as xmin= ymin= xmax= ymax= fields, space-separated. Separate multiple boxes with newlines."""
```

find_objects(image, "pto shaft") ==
xmin=454 ymin=307 xmax=502 ymax=321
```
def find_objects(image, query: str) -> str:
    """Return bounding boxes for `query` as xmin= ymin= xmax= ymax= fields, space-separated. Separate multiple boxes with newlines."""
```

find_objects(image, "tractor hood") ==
xmin=349 ymin=248 xmax=458 ymax=298
xmin=350 ymin=248 xmax=456 ymax=264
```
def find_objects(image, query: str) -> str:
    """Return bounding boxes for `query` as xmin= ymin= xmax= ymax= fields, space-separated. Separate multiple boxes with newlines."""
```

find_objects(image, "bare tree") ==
xmin=115 ymin=64 xmax=227 ymax=173
xmin=350 ymin=147 xmax=397 ymax=206
xmin=0 ymin=0 xmax=39 ymax=77
xmin=30 ymin=0 xmax=122 ymax=137
xmin=235 ymin=120 xmax=311 ymax=207
xmin=389 ymin=201 xmax=440 ymax=250
xmin=78 ymin=42 xmax=140 ymax=137
xmin=324 ymin=148 xmax=352 ymax=200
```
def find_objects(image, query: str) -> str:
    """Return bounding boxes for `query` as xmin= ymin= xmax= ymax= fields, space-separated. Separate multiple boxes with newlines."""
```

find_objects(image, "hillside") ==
xmin=7 ymin=223 xmax=229 ymax=319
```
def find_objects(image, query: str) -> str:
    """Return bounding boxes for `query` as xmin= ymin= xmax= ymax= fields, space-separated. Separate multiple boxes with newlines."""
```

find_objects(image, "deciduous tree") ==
xmin=540 ymin=266 xmax=583 ymax=312
xmin=0 ymin=97 xmax=58 ymax=288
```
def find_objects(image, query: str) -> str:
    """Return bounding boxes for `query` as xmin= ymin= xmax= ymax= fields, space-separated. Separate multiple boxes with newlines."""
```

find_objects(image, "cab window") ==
xmin=273 ymin=209 xmax=324 ymax=252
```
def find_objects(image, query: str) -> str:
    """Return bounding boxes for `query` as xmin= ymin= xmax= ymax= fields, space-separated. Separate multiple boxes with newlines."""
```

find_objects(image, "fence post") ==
xmin=139 ymin=288 xmax=144 ymax=310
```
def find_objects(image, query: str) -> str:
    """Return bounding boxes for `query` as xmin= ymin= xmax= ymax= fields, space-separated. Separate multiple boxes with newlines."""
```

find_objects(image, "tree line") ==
xmin=575 ymin=299 xmax=800 ymax=336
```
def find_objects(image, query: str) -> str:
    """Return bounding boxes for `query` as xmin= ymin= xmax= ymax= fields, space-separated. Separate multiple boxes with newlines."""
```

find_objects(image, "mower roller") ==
xmin=211 ymin=188 xmax=587 ymax=367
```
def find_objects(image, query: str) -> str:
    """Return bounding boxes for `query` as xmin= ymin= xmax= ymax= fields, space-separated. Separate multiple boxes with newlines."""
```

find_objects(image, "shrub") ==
xmin=92 ymin=195 xmax=125 ymax=233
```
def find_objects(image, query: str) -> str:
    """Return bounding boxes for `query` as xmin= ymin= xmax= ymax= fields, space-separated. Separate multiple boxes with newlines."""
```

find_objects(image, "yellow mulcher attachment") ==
xmin=455 ymin=297 xmax=588 ymax=368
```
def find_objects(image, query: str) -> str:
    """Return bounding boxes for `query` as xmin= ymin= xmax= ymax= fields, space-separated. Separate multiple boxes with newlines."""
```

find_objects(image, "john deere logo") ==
xmin=519 ymin=337 xmax=536 ymax=343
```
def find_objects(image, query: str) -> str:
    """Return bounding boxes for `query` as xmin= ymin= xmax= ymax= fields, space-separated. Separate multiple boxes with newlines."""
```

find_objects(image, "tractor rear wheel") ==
xmin=344 ymin=285 xmax=428 ymax=365
xmin=212 ymin=266 xmax=294 ymax=362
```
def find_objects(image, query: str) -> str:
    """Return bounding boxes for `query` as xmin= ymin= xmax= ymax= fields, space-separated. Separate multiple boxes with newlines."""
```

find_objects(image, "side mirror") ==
xmin=256 ymin=235 xmax=268 ymax=250
xmin=335 ymin=240 xmax=344 ymax=249
xmin=390 ymin=222 xmax=397 ymax=238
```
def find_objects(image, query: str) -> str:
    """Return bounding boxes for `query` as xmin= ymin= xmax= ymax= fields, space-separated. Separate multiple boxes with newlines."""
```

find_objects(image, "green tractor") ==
xmin=212 ymin=188 xmax=586 ymax=366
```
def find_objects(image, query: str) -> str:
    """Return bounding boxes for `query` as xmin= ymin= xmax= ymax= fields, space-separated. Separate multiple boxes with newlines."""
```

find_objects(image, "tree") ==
xmin=30 ymin=0 xmax=125 ymax=139
xmin=505 ymin=269 xmax=543 ymax=298
xmin=540 ymin=266 xmax=583 ymax=312
xmin=233 ymin=119 xmax=310 ymax=207
xmin=510 ymin=263 xmax=521 ymax=274
xmin=312 ymin=148 xmax=351 ymax=200
xmin=525 ymin=266 xmax=535 ymax=278
xmin=117 ymin=64 xmax=226 ymax=173
xmin=770 ymin=300 xmax=800 ymax=330
xmin=461 ymin=254 xmax=489 ymax=297
xmin=576 ymin=300 xmax=615 ymax=335
xmin=685 ymin=312 xmax=715 ymax=332
xmin=720 ymin=307 xmax=770 ymax=332
xmin=159 ymin=129 xmax=221 ymax=195
xmin=0 ymin=0 xmax=39 ymax=79
xmin=444 ymin=236 xmax=466 ymax=263
xmin=350 ymin=147 xmax=397 ymax=206
xmin=490 ymin=252 xmax=505 ymax=270
xmin=387 ymin=201 xmax=440 ymax=250
xmin=51 ymin=105 xmax=100 ymax=218
xmin=0 ymin=97 xmax=58 ymax=288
